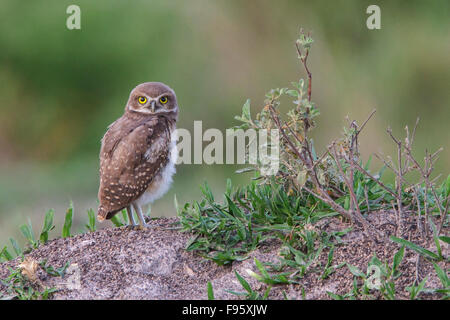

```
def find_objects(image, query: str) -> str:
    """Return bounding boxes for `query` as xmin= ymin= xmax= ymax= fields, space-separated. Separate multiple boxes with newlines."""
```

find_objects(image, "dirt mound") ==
xmin=0 ymin=214 xmax=446 ymax=299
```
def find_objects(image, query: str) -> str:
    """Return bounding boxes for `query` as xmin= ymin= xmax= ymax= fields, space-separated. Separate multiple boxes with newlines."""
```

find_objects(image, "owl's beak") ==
xmin=150 ymin=100 xmax=156 ymax=112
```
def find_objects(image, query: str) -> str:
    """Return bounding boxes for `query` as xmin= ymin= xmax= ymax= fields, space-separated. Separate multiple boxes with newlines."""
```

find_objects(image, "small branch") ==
xmin=403 ymin=144 xmax=445 ymax=235
xmin=295 ymin=39 xmax=312 ymax=102
xmin=364 ymin=185 xmax=370 ymax=212
xmin=387 ymin=127 xmax=404 ymax=235
xmin=302 ymin=185 xmax=352 ymax=221
xmin=374 ymin=153 xmax=411 ymax=186
xmin=330 ymin=145 xmax=379 ymax=237
xmin=413 ymin=187 xmax=425 ymax=239
xmin=348 ymin=158 xmax=397 ymax=198
xmin=357 ymin=109 xmax=377 ymax=136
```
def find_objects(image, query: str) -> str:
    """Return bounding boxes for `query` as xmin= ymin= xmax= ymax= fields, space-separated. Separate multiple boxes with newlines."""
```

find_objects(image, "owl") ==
xmin=97 ymin=82 xmax=178 ymax=228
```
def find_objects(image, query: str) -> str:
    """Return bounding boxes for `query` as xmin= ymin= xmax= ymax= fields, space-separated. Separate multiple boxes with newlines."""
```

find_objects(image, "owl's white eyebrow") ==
xmin=148 ymin=93 xmax=169 ymax=101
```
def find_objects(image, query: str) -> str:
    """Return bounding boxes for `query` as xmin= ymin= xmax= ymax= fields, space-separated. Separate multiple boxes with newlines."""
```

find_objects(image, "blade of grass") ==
xmin=207 ymin=281 xmax=214 ymax=300
xmin=62 ymin=203 xmax=73 ymax=238
xmin=390 ymin=236 xmax=440 ymax=260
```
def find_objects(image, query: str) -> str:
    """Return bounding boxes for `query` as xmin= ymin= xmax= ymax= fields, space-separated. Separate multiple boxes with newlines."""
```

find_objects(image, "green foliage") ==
xmin=110 ymin=209 xmax=129 ymax=227
xmin=246 ymin=258 xmax=293 ymax=285
xmin=1 ymin=204 xmax=107 ymax=263
xmin=0 ymin=246 xmax=13 ymax=262
xmin=178 ymin=28 xmax=449 ymax=300
xmin=85 ymin=209 xmax=97 ymax=232
xmin=9 ymin=238 xmax=22 ymax=257
xmin=406 ymin=277 xmax=428 ymax=300
xmin=207 ymin=281 xmax=214 ymax=300
xmin=39 ymin=209 xmax=55 ymax=244
xmin=341 ymin=247 xmax=408 ymax=300
xmin=39 ymin=260 xmax=70 ymax=278
xmin=20 ymin=220 xmax=38 ymax=250
xmin=320 ymin=247 xmax=345 ymax=280
xmin=226 ymin=270 xmax=272 ymax=300
xmin=389 ymin=236 xmax=443 ymax=261
xmin=178 ymin=178 xmax=347 ymax=265
xmin=62 ymin=203 xmax=73 ymax=238
xmin=0 ymin=260 xmax=63 ymax=300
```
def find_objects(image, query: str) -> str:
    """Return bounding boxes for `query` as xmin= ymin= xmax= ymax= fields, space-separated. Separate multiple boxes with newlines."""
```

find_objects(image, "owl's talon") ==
xmin=137 ymin=223 xmax=152 ymax=230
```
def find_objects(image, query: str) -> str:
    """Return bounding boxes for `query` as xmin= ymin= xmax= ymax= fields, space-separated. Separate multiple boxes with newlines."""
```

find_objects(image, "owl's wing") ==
xmin=98 ymin=117 xmax=170 ymax=220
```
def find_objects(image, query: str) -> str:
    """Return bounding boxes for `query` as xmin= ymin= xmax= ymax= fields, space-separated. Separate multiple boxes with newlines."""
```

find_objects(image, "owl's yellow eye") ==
xmin=138 ymin=96 xmax=147 ymax=104
xmin=159 ymin=96 xmax=168 ymax=104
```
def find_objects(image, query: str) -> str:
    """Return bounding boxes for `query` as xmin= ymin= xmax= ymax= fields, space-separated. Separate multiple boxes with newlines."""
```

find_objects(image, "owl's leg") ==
xmin=126 ymin=206 xmax=138 ymax=227
xmin=132 ymin=203 xmax=150 ymax=228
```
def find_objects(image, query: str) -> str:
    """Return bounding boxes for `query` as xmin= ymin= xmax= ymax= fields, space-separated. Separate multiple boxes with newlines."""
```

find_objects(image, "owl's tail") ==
xmin=97 ymin=205 xmax=121 ymax=222
xmin=97 ymin=205 xmax=109 ymax=222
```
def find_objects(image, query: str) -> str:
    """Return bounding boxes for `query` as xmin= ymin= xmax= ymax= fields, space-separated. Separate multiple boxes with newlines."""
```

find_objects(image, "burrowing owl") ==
xmin=97 ymin=82 xmax=178 ymax=227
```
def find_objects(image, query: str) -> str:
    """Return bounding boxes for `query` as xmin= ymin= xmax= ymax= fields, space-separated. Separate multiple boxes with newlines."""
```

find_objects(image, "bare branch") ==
xmin=357 ymin=109 xmax=377 ymax=136
xmin=348 ymin=158 xmax=397 ymax=198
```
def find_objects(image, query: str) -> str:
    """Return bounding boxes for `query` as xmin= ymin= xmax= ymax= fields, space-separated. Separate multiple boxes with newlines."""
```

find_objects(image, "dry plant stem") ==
xmin=302 ymin=185 xmax=353 ymax=220
xmin=403 ymin=118 xmax=419 ymax=174
xmin=349 ymin=122 xmax=357 ymax=215
xmin=391 ymin=201 xmax=401 ymax=237
xmin=311 ymin=149 xmax=329 ymax=170
xmin=415 ymin=254 xmax=421 ymax=284
xmin=267 ymin=104 xmax=355 ymax=223
xmin=424 ymin=151 xmax=430 ymax=234
xmin=387 ymin=127 xmax=404 ymax=235
xmin=348 ymin=158 xmax=397 ymax=198
xmin=374 ymin=153 xmax=411 ymax=186
xmin=330 ymin=145 xmax=377 ymax=236
xmin=295 ymin=42 xmax=312 ymax=102
xmin=268 ymin=104 xmax=305 ymax=163
xmin=404 ymin=143 xmax=446 ymax=235
xmin=413 ymin=187 xmax=425 ymax=238
xmin=364 ymin=185 xmax=370 ymax=212
xmin=357 ymin=109 xmax=376 ymax=135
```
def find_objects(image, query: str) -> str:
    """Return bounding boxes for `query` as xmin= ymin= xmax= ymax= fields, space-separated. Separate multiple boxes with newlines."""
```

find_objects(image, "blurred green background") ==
xmin=0 ymin=0 xmax=449 ymax=246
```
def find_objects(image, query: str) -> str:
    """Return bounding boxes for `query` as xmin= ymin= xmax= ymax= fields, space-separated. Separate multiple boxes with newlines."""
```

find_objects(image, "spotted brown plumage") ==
xmin=97 ymin=82 xmax=178 ymax=227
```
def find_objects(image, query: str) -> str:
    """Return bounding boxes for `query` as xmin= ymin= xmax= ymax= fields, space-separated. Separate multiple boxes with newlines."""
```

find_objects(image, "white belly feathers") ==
xmin=134 ymin=130 xmax=177 ymax=207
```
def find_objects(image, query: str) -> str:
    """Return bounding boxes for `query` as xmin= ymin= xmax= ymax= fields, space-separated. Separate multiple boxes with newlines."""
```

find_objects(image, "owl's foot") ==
xmin=126 ymin=206 xmax=139 ymax=229
xmin=136 ymin=223 xmax=152 ymax=230
xmin=132 ymin=203 xmax=152 ymax=230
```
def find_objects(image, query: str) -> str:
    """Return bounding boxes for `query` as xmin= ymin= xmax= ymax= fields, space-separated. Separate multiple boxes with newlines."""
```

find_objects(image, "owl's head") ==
xmin=126 ymin=82 xmax=178 ymax=118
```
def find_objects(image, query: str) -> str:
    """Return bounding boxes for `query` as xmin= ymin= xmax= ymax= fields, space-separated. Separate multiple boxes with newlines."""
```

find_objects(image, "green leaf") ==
xmin=1 ymin=246 xmax=13 ymax=261
xmin=296 ymin=170 xmax=308 ymax=189
xmin=235 ymin=271 xmax=252 ymax=294
xmin=327 ymin=291 xmax=344 ymax=300
xmin=20 ymin=219 xmax=37 ymax=248
xmin=85 ymin=208 xmax=96 ymax=232
xmin=438 ymin=236 xmax=450 ymax=244
xmin=286 ymin=89 xmax=299 ymax=97
xmin=40 ymin=209 xmax=55 ymax=244
xmin=225 ymin=178 xmax=232 ymax=197
xmin=238 ymin=99 xmax=251 ymax=121
xmin=390 ymin=236 xmax=440 ymax=260
xmin=347 ymin=263 xmax=365 ymax=278
xmin=406 ymin=277 xmax=428 ymax=300
xmin=254 ymin=258 xmax=270 ymax=279
xmin=207 ymin=281 xmax=214 ymax=300
xmin=428 ymin=218 xmax=443 ymax=259
xmin=9 ymin=238 xmax=22 ymax=257
xmin=110 ymin=215 xmax=123 ymax=227
xmin=62 ymin=203 xmax=73 ymax=238
xmin=433 ymin=263 xmax=449 ymax=287
xmin=392 ymin=245 xmax=405 ymax=275
xmin=364 ymin=155 xmax=372 ymax=171
xmin=445 ymin=174 xmax=450 ymax=198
